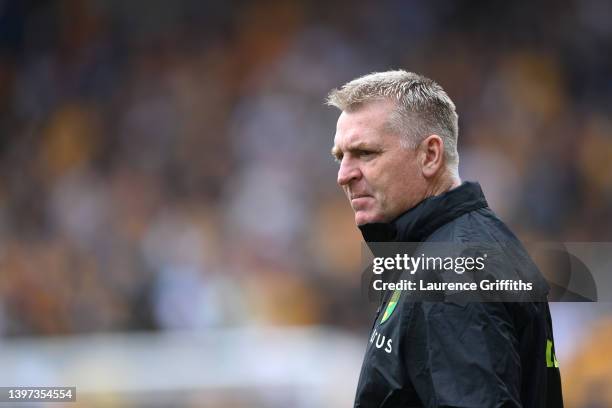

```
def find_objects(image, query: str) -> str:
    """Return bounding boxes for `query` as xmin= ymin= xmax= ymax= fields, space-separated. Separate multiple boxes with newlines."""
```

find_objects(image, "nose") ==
xmin=337 ymin=157 xmax=362 ymax=186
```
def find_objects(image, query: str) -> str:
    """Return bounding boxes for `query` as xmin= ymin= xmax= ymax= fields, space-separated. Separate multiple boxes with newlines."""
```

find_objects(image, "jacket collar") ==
xmin=359 ymin=182 xmax=488 ymax=242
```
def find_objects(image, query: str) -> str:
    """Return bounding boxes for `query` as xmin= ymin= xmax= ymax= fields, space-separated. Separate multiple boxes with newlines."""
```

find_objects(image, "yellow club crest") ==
xmin=380 ymin=289 xmax=401 ymax=324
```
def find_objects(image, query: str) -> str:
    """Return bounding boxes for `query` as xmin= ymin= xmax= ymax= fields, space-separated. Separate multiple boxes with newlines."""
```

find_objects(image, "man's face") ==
xmin=332 ymin=99 xmax=427 ymax=225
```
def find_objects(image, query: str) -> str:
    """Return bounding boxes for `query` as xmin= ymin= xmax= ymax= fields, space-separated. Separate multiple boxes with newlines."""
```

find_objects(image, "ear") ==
xmin=419 ymin=134 xmax=444 ymax=178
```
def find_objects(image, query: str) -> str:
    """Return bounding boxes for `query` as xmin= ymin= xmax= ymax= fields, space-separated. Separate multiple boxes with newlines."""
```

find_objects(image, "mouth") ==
xmin=350 ymin=194 xmax=372 ymax=203
xmin=350 ymin=193 xmax=371 ymax=199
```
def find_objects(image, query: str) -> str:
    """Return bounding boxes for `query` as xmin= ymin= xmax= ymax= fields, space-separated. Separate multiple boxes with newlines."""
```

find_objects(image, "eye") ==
xmin=357 ymin=149 xmax=376 ymax=159
xmin=333 ymin=153 xmax=343 ymax=163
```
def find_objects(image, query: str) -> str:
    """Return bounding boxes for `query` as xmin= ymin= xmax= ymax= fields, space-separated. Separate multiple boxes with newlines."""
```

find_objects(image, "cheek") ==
xmin=368 ymin=175 xmax=394 ymax=208
xmin=367 ymin=154 xmax=414 ymax=188
xmin=371 ymin=166 xmax=419 ymax=210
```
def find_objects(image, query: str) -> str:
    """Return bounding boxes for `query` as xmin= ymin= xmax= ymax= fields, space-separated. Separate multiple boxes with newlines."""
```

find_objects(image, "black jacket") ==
xmin=354 ymin=182 xmax=563 ymax=408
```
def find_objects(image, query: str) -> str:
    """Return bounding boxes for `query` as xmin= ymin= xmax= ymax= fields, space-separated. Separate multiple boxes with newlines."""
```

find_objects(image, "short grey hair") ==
xmin=326 ymin=70 xmax=459 ymax=166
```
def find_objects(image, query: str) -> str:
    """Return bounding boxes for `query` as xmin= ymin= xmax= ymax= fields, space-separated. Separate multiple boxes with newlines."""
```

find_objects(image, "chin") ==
xmin=355 ymin=212 xmax=385 ymax=226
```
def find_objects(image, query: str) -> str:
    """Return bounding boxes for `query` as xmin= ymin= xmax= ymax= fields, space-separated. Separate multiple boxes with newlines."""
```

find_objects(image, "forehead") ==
xmin=333 ymin=99 xmax=397 ymax=148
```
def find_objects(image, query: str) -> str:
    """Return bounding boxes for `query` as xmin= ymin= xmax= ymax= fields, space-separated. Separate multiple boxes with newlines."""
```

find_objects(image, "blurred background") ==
xmin=0 ymin=0 xmax=611 ymax=406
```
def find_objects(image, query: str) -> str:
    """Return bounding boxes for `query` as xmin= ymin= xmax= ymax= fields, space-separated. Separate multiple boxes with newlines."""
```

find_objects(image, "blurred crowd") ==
xmin=0 ymin=0 xmax=612 ymax=405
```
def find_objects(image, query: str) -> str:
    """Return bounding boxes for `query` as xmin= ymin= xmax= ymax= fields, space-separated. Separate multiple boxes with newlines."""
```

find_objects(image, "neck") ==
xmin=424 ymin=168 xmax=461 ymax=199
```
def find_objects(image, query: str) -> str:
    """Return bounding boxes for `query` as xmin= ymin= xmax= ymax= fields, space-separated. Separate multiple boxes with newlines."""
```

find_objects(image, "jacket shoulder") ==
xmin=425 ymin=207 xmax=518 ymax=244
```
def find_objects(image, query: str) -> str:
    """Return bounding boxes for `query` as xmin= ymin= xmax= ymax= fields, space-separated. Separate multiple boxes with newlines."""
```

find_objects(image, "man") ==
xmin=327 ymin=70 xmax=563 ymax=407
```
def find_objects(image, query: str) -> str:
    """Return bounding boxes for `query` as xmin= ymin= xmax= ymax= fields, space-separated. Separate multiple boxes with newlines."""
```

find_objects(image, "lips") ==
xmin=350 ymin=194 xmax=371 ymax=200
